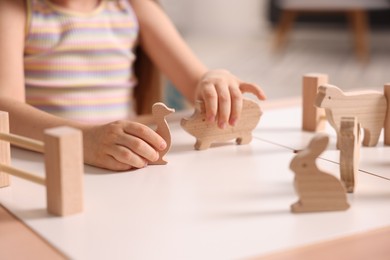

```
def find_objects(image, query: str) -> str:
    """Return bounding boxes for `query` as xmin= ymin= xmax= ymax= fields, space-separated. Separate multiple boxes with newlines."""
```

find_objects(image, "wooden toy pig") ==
xmin=315 ymin=84 xmax=387 ymax=147
xmin=181 ymin=98 xmax=262 ymax=150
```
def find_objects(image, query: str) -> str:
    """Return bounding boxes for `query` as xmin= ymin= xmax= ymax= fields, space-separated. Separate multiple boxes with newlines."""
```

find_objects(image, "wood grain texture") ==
xmin=340 ymin=116 xmax=360 ymax=193
xmin=302 ymin=73 xmax=327 ymax=132
xmin=181 ymin=98 xmax=262 ymax=150
xmin=0 ymin=112 xmax=10 ymax=188
xmin=44 ymin=127 xmax=84 ymax=216
xmin=0 ymin=132 xmax=44 ymax=153
xmin=255 ymin=226 xmax=390 ymax=260
xmin=290 ymin=134 xmax=349 ymax=213
xmin=0 ymin=164 xmax=45 ymax=185
xmin=0 ymin=205 xmax=67 ymax=260
xmin=315 ymin=84 xmax=387 ymax=147
xmin=149 ymin=102 xmax=175 ymax=165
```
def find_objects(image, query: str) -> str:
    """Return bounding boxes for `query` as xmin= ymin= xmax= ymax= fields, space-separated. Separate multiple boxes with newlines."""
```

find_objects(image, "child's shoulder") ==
xmin=0 ymin=0 xmax=26 ymax=22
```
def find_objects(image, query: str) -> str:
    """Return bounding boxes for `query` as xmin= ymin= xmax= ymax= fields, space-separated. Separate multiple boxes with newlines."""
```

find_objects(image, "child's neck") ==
xmin=49 ymin=0 xmax=102 ymax=13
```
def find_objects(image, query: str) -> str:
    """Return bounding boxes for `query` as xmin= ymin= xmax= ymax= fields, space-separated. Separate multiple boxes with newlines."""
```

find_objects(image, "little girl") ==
xmin=0 ymin=0 xmax=266 ymax=170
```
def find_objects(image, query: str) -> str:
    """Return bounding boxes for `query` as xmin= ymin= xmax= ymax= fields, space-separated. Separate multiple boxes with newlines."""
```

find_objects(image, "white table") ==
xmin=1 ymin=105 xmax=390 ymax=259
xmin=257 ymin=106 xmax=390 ymax=180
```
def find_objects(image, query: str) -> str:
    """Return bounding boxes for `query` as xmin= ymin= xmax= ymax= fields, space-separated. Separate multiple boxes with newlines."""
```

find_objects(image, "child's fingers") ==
xmin=111 ymin=144 xmax=149 ymax=169
xmin=200 ymin=82 xmax=218 ymax=123
xmin=228 ymin=84 xmax=243 ymax=126
xmin=118 ymin=133 xmax=159 ymax=163
xmin=239 ymin=82 xmax=267 ymax=100
xmin=215 ymin=82 xmax=231 ymax=129
xmin=123 ymin=122 xmax=166 ymax=151
xmin=100 ymin=155 xmax=134 ymax=171
xmin=196 ymin=70 xmax=267 ymax=130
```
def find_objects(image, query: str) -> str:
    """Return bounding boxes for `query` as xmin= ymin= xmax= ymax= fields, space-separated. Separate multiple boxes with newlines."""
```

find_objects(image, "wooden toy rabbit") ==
xmin=290 ymin=133 xmax=350 ymax=213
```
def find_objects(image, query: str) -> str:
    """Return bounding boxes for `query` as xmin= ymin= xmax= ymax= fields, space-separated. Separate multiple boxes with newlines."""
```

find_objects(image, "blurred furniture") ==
xmin=272 ymin=0 xmax=390 ymax=61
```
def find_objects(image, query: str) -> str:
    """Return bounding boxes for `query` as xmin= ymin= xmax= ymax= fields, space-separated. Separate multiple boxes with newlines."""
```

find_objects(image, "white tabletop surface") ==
xmin=1 ymin=107 xmax=390 ymax=260
xmin=256 ymin=106 xmax=390 ymax=181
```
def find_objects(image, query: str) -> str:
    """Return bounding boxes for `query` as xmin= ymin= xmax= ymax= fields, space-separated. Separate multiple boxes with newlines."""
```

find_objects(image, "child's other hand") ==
xmin=195 ymin=69 xmax=266 ymax=129
xmin=82 ymin=121 xmax=167 ymax=171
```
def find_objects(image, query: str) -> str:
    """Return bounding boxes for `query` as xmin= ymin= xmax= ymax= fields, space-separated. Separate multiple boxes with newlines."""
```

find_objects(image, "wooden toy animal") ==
xmin=149 ymin=102 xmax=175 ymax=165
xmin=315 ymin=84 xmax=387 ymax=147
xmin=340 ymin=117 xmax=361 ymax=193
xmin=290 ymin=133 xmax=349 ymax=213
xmin=181 ymin=98 xmax=262 ymax=150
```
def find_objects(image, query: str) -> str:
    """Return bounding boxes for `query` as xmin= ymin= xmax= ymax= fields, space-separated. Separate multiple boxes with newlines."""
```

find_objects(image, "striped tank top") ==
xmin=24 ymin=0 xmax=139 ymax=123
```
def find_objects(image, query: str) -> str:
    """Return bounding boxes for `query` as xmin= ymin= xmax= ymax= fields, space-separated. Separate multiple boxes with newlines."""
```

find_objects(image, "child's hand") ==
xmin=82 ymin=121 xmax=167 ymax=171
xmin=195 ymin=69 xmax=266 ymax=128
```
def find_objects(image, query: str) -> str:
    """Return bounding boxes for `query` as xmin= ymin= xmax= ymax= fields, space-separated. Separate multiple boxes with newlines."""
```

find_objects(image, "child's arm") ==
xmin=130 ymin=0 xmax=266 ymax=128
xmin=0 ymin=0 xmax=166 ymax=171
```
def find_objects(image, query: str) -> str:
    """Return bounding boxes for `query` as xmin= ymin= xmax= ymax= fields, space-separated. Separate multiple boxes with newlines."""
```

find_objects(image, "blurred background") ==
xmin=159 ymin=0 xmax=390 ymax=107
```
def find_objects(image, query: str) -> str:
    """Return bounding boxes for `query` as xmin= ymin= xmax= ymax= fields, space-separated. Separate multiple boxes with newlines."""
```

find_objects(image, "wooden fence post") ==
xmin=302 ymin=73 xmax=328 ymax=132
xmin=44 ymin=126 xmax=84 ymax=216
xmin=0 ymin=111 xmax=10 ymax=188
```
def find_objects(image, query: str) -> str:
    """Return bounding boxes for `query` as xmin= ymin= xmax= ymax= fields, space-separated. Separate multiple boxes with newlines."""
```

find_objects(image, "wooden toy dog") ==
xmin=290 ymin=133 xmax=349 ymax=213
xmin=315 ymin=84 xmax=387 ymax=147
xmin=180 ymin=98 xmax=262 ymax=150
